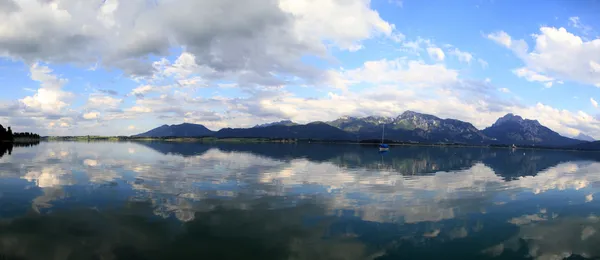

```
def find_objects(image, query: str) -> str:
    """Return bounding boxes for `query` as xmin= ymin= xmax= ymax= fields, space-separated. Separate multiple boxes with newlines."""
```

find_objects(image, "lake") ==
xmin=1 ymin=142 xmax=600 ymax=259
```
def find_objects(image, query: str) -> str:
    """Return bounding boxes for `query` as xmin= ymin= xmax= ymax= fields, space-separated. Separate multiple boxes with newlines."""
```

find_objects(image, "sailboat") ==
xmin=379 ymin=122 xmax=389 ymax=152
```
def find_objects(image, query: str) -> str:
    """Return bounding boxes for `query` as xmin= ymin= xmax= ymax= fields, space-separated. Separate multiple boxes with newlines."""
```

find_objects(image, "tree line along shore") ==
xmin=0 ymin=124 xmax=40 ymax=143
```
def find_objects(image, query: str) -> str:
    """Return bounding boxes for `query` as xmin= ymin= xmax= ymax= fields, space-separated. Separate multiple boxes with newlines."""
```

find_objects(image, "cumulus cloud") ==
xmin=20 ymin=63 xmax=72 ymax=114
xmin=592 ymin=98 xmax=598 ymax=108
xmin=0 ymin=0 xmax=394 ymax=82
xmin=488 ymin=27 xmax=600 ymax=87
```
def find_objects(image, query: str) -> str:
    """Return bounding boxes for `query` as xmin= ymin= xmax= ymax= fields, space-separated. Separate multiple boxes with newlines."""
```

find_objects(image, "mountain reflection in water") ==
xmin=1 ymin=141 xmax=600 ymax=259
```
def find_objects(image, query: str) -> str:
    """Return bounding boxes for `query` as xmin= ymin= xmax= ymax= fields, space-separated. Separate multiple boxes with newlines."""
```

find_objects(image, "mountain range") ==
xmin=133 ymin=111 xmax=593 ymax=147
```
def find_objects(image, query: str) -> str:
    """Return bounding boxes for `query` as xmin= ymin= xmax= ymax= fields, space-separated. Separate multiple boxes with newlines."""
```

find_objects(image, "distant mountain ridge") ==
xmin=253 ymin=120 xmax=296 ymax=128
xmin=132 ymin=111 xmax=588 ymax=147
xmin=574 ymin=133 xmax=595 ymax=142
xmin=482 ymin=114 xmax=582 ymax=147
xmin=134 ymin=123 xmax=214 ymax=137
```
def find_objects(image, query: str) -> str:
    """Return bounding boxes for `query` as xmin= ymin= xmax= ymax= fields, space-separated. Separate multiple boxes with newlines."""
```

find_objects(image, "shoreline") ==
xmin=40 ymin=136 xmax=600 ymax=152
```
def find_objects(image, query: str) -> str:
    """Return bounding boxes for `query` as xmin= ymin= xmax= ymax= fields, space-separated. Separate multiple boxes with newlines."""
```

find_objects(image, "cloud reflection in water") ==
xmin=1 ymin=142 xmax=600 ymax=259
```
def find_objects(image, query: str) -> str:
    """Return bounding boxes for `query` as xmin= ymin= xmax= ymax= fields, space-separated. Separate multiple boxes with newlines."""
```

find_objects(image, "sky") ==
xmin=0 ymin=0 xmax=600 ymax=137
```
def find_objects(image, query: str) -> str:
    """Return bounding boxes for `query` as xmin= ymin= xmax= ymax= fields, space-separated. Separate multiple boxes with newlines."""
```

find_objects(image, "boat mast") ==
xmin=381 ymin=122 xmax=385 ymax=144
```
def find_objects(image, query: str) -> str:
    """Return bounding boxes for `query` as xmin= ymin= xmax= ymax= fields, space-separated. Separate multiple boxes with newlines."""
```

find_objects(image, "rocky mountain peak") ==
xmin=253 ymin=120 xmax=295 ymax=128
xmin=495 ymin=113 xmax=523 ymax=123
xmin=399 ymin=110 xmax=421 ymax=118
xmin=493 ymin=113 xmax=541 ymax=127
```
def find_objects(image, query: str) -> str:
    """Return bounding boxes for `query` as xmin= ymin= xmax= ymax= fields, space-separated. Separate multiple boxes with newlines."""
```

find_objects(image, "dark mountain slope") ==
xmin=133 ymin=123 xmax=214 ymax=137
xmin=215 ymin=122 xmax=355 ymax=141
xmin=482 ymin=114 xmax=583 ymax=147
xmin=253 ymin=120 xmax=297 ymax=128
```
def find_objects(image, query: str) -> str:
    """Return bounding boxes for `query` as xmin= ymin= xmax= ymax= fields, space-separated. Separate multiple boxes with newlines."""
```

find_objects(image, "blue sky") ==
xmin=0 ymin=0 xmax=599 ymax=137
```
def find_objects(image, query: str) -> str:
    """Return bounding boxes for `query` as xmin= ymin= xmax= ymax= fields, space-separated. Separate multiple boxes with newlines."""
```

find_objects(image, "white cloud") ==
xmin=339 ymin=59 xmax=458 ymax=87
xmin=0 ymin=0 xmax=395 ymax=83
xmin=499 ymin=88 xmax=511 ymax=93
xmin=87 ymin=94 xmax=122 ymax=109
xmin=22 ymin=166 xmax=73 ymax=188
xmin=127 ymin=106 xmax=152 ymax=113
xmin=20 ymin=63 xmax=73 ymax=114
xmin=131 ymin=85 xmax=154 ymax=96
xmin=426 ymin=47 xmax=445 ymax=61
xmin=513 ymin=67 xmax=554 ymax=82
xmin=586 ymin=193 xmax=594 ymax=203
xmin=568 ymin=16 xmax=593 ymax=36
xmin=279 ymin=0 xmax=394 ymax=51
xmin=591 ymin=61 xmax=600 ymax=73
xmin=489 ymin=27 xmax=600 ymax=87
xmin=486 ymin=31 xmax=528 ymax=56
xmin=83 ymin=159 xmax=99 ymax=167
xmin=83 ymin=112 xmax=99 ymax=120
xmin=487 ymin=31 xmax=512 ymax=48
xmin=508 ymin=214 xmax=546 ymax=225
xmin=130 ymin=84 xmax=174 ymax=98
xmin=512 ymin=67 xmax=557 ymax=88
xmin=569 ymin=16 xmax=583 ymax=28
xmin=449 ymin=48 xmax=473 ymax=64
xmin=592 ymin=98 xmax=598 ymax=108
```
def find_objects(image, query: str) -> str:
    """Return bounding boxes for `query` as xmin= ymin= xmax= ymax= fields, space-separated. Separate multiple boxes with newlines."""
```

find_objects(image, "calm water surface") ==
xmin=1 ymin=142 xmax=600 ymax=259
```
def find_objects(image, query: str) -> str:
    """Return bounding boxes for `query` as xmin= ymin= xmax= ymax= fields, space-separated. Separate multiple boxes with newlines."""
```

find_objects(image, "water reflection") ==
xmin=1 ymin=142 xmax=600 ymax=259
xmin=0 ymin=198 xmax=378 ymax=260
xmin=0 ymin=142 xmax=39 ymax=159
xmin=139 ymin=142 xmax=600 ymax=178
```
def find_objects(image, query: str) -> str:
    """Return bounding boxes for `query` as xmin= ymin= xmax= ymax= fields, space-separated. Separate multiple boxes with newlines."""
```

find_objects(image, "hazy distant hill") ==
xmin=133 ymin=123 xmax=214 ymax=137
xmin=574 ymin=133 xmax=595 ymax=142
